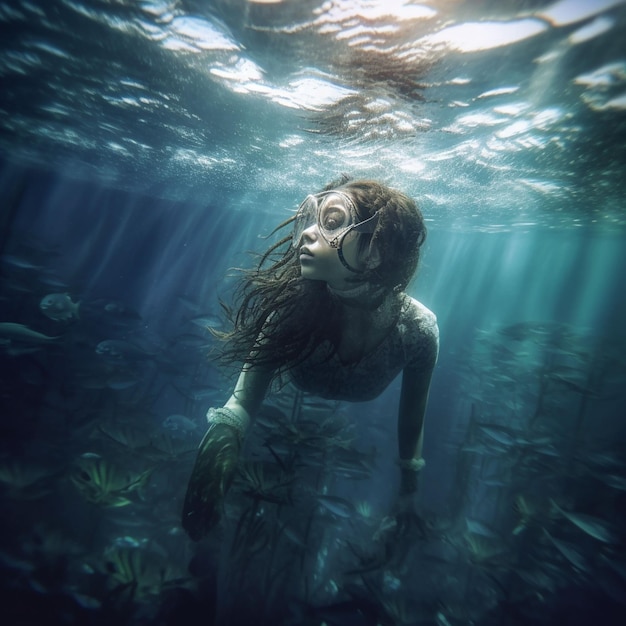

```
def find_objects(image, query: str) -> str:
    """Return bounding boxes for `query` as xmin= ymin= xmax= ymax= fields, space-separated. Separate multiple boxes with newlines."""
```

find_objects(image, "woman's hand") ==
xmin=182 ymin=423 xmax=241 ymax=541
xmin=393 ymin=467 xmax=426 ymax=539
xmin=393 ymin=491 xmax=419 ymax=534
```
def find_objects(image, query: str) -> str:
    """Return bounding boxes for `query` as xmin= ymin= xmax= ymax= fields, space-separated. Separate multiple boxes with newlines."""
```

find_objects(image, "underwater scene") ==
xmin=1 ymin=0 xmax=626 ymax=624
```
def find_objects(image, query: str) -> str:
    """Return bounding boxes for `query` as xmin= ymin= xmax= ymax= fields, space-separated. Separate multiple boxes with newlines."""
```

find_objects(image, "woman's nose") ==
xmin=301 ymin=224 xmax=319 ymax=243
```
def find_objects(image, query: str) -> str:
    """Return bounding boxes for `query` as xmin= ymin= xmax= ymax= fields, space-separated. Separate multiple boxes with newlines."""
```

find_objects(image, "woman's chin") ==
xmin=299 ymin=266 xmax=319 ymax=280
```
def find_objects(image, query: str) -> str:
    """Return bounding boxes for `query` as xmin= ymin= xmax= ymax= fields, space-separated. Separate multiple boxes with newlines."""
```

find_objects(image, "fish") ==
xmin=317 ymin=495 xmax=355 ymax=518
xmin=39 ymin=292 xmax=80 ymax=321
xmin=460 ymin=442 xmax=494 ymax=455
xmin=162 ymin=414 xmax=199 ymax=435
xmin=0 ymin=254 xmax=42 ymax=271
xmin=548 ymin=372 xmax=600 ymax=397
xmin=103 ymin=300 xmax=141 ymax=319
xmin=436 ymin=612 xmax=454 ymax=626
xmin=478 ymin=424 xmax=519 ymax=447
xmin=0 ymin=322 xmax=60 ymax=343
xmin=551 ymin=500 xmax=616 ymax=543
xmin=543 ymin=529 xmax=588 ymax=571
xmin=466 ymin=518 xmax=500 ymax=538
xmin=605 ymin=474 xmax=626 ymax=491
xmin=1 ymin=344 xmax=46 ymax=357
xmin=189 ymin=313 xmax=223 ymax=329
xmin=38 ymin=272 xmax=69 ymax=289
xmin=481 ymin=478 xmax=507 ymax=488
xmin=82 ymin=299 xmax=142 ymax=328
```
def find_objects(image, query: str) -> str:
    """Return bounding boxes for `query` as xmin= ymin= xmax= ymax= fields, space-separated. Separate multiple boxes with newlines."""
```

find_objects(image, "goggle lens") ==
xmin=292 ymin=191 xmax=355 ymax=248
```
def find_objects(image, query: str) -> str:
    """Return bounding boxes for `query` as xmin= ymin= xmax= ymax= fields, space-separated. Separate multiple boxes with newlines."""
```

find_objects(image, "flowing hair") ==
xmin=212 ymin=177 xmax=427 ymax=380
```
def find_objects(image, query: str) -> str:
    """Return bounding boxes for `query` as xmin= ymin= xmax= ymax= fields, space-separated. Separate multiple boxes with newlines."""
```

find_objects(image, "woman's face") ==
xmin=298 ymin=222 xmax=366 ymax=289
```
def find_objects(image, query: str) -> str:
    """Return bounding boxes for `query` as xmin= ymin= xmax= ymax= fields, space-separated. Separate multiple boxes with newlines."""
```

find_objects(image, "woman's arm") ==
xmin=182 ymin=349 xmax=274 ymax=540
xmin=220 ymin=363 xmax=274 ymax=436
xmin=397 ymin=365 xmax=434 ymax=493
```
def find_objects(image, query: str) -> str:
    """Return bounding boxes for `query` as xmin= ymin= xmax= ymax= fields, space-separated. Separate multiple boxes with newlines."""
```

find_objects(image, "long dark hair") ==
xmin=213 ymin=177 xmax=427 ymax=379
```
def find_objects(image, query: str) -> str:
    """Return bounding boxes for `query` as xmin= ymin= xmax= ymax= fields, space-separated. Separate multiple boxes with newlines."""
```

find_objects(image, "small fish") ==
xmin=543 ymin=529 xmax=588 ymax=571
xmin=549 ymin=373 xmax=599 ymax=397
xmin=189 ymin=314 xmax=222 ymax=329
xmin=605 ymin=474 xmax=626 ymax=491
xmin=103 ymin=301 xmax=141 ymax=319
xmin=551 ymin=500 xmax=616 ymax=543
xmin=478 ymin=424 xmax=518 ymax=447
xmin=0 ymin=322 xmax=59 ymax=343
xmin=87 ymin=299 xmax=141 ymax=325
xmin=2 ymin=344 xmax=46 ymax=357
xmin=39 ymin=293 xmax=80 ymax=321
xmin=482 ymin=478 xmax=507 ymax=488
xmin=436 ymin=612 xmax=453 ymax=626
xmin=39 ymin=273 xmax=69 ymax=289
xmin=460 ymin=442 xmax=492 ymax=455
xmin=466 ymin=518 xmax=499 ymax=538
xmin=534 ymin=444 xmax=560 ymax=457
xmin=0 ymin=254 xmax=42 ymax=271
xmin=317 ymin=495 xmax=355 ymax=518
xmin=162 ymin=414 xmax=198 ymax=435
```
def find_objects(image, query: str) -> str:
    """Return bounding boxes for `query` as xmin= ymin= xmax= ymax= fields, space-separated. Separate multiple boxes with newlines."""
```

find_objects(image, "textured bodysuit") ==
xmin=289 ymin=294 xmax=439 ymax=401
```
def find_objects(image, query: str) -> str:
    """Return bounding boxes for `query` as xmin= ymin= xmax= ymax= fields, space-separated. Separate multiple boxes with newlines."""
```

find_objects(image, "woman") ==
xmin=182 ymin=176 xmax=439 ymax=541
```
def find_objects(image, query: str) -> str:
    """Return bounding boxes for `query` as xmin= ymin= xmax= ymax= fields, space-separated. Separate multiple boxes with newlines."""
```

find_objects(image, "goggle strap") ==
xmin=337 ymin=247 xmax=363 ymax=273
xmin=352 ymin=211 xmax=380 ymax=234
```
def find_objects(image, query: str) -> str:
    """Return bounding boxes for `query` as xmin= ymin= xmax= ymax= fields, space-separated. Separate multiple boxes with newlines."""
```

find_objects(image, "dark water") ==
xmin=1 ymin=1 xmax=626 ymax=625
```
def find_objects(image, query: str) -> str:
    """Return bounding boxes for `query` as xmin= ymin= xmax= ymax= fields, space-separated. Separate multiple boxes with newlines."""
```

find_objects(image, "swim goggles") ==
xmin=292 ymin=190 xmax=379 ymax=272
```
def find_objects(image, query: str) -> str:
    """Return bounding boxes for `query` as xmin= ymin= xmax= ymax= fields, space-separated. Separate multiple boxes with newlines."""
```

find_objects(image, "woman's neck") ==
xmin=327 ymin=282 xmax=402 ymax=327
xmin=326 ymin=282 xmax=403 ymax=362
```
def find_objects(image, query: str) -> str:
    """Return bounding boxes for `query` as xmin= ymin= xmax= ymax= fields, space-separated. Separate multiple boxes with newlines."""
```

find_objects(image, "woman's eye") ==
xmin=322 ymin=209 xmax=343 ymax=230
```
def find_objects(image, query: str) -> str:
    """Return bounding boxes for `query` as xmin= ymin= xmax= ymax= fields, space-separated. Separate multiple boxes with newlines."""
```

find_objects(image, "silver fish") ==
xmin=551 ymin=500 xmax=616 ymax=543
xmin=0 ymin=322 xmax=59 ymax=343
xmin=39 ymin=293 xmax=80 ymax=321
xmin=317 ymin=495 xmax=355 ymax=518
xmin=543 ymin=529 xmax=588 ymax=571
xmin=479 ymin=425 xmax=518 ymax=447
xmin=162 ymin=414 xmax=198 ymax=435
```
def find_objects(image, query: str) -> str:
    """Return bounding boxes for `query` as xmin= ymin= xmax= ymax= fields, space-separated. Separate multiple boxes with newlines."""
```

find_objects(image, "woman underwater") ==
xmin=182 ymin=176 xmax=439 ymax=541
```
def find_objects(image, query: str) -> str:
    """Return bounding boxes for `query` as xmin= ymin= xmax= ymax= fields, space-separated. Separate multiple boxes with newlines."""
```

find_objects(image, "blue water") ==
xmin=1 ymin=1 xmax=626 ymax=625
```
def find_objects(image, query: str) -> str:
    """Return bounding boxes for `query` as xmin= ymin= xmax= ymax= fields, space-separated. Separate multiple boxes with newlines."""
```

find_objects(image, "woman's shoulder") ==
xmin=397 ymin=294 xmax=439 ymax=368
xmin=399 ymin=294 xmax=438 ymax=332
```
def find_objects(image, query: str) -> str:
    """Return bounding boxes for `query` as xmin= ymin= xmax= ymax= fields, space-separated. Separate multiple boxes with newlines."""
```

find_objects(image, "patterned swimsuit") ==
xmin=289 ymin=294 xmax=439 ymax=401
